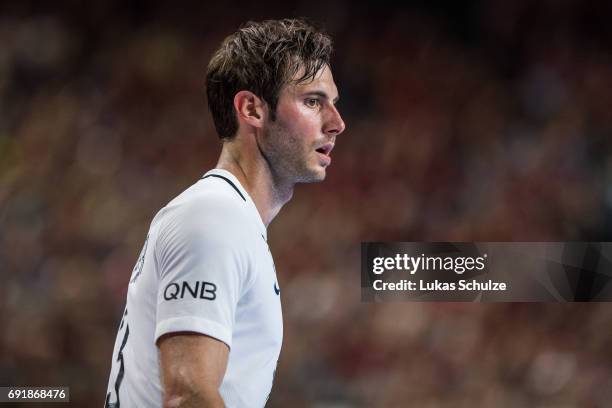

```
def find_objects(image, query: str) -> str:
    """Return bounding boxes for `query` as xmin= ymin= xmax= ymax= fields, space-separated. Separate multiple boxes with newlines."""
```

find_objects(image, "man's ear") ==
xmin=234 ymin=91 xmax=266 ymax=129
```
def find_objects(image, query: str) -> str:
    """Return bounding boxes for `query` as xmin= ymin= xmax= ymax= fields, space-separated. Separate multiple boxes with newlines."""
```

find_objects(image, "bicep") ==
xmin=158 ymin=332 xmax=229 ymax=406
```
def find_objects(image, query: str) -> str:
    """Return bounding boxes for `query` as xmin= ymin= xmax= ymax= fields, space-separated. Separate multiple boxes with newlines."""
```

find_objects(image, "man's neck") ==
xmin=215 ymin=139 xmax=293 ymax=227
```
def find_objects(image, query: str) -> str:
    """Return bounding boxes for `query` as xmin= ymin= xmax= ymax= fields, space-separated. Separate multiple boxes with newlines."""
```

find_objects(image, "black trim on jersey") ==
xmin=201 ymin=174 xmax=246 ymax=202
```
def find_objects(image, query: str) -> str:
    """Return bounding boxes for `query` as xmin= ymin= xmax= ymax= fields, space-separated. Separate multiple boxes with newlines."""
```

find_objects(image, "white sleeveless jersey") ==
xmin=105 ymin=169 xmax=283 ymax=408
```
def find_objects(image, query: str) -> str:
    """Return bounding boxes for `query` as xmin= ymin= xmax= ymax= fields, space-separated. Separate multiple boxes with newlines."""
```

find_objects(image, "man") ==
xmin=105 ymin=18 xmax=345 ymax=407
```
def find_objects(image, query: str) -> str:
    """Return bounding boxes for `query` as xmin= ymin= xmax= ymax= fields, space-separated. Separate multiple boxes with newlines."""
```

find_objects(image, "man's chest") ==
xmin=234 ymin=237 xmax=283 ymax=348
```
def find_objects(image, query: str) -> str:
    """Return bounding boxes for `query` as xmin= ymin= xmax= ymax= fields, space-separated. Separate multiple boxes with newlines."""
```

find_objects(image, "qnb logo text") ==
xmin=163 ymin=281 xmax=217 ymax=301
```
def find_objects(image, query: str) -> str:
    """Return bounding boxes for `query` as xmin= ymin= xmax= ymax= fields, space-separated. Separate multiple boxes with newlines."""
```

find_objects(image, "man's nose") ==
xmin=324 ymin=104 xmax=346 ymax=136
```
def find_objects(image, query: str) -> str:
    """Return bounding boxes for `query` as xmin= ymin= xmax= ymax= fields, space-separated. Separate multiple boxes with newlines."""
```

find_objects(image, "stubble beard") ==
xmin=262 ymin=119 xmax=326 ymax=185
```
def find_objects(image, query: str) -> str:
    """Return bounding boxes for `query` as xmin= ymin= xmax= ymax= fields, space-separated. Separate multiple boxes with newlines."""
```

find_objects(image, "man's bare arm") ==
xmin=158 ymin=332 xmax=229 ymax=408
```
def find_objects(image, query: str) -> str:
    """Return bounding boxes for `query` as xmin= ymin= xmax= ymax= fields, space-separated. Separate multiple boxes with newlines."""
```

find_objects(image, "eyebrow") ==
xmin=303 ymin=90 xmax=340 ymax=104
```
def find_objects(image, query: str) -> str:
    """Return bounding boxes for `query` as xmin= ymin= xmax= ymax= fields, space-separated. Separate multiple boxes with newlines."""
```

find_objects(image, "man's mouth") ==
xmin=315 ymin=143 xmax=333 ymax=166
xmin=315 ymin=143 xmax=334 ymax=156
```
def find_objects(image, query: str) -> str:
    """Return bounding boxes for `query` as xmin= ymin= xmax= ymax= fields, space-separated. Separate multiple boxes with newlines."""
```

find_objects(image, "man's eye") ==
xmin=305 ymin=98 xmax=320 ymax=108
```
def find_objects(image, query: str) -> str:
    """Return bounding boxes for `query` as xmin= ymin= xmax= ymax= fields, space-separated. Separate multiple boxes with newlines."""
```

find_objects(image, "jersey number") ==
xmin=105 ymin=309 xmax=129 ymax=408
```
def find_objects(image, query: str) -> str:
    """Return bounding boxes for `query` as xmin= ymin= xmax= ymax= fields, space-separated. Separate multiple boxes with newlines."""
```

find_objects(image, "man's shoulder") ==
xmin=152 ymin=179 xmax=257 ymax=278
xmin=178 ymin=179 xmax=245 ymax=212
xmin=155 ymin=178 xmax=253 ymax=240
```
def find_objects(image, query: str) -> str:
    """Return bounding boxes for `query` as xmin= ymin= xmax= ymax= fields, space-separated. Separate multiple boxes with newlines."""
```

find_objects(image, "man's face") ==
xmin=259 ymin=65 xmax=346 ymax=184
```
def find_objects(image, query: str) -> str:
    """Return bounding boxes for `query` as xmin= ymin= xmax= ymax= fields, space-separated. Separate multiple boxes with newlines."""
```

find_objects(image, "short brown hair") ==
xmin=206 ymin=18 xmax=333 ymax=139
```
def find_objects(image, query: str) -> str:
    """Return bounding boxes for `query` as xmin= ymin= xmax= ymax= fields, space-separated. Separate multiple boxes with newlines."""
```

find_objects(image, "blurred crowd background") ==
xmin=1 ymin=0 xmax=612 ymax=406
